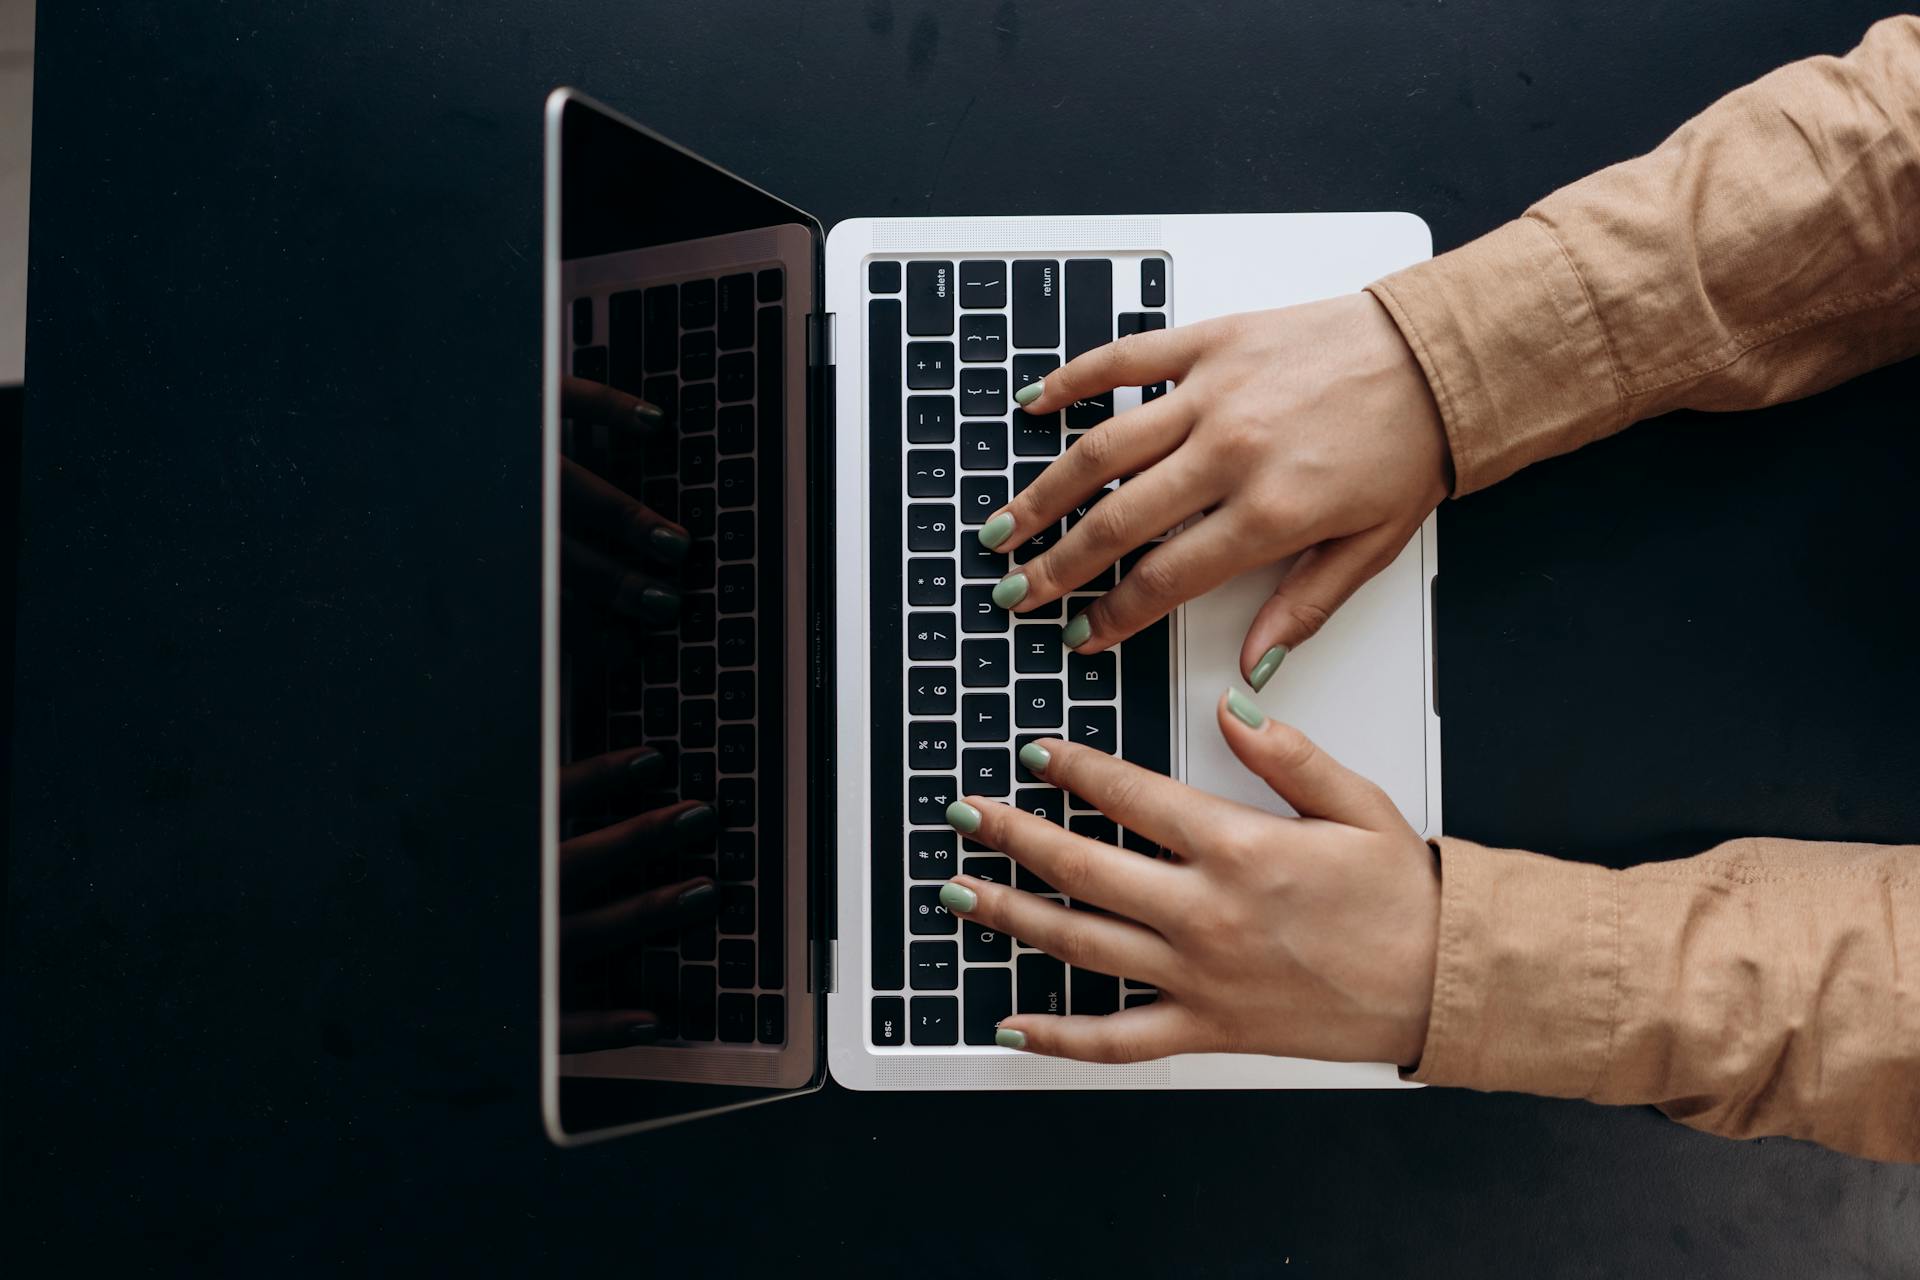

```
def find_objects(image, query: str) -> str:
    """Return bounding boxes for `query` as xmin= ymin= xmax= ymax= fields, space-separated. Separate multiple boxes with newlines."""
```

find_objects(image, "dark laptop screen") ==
xmin=545 ymin=91 xmax=822 ymax=1143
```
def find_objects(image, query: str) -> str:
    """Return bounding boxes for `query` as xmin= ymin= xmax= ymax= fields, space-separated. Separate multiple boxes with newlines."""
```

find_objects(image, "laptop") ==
xmin=542 ymin=88 xmax=1441 ymax=1145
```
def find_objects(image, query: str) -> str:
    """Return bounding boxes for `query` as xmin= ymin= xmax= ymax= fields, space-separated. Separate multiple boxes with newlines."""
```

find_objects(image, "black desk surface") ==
xmin=9 ymin=2 xmax=1920 ymax=1273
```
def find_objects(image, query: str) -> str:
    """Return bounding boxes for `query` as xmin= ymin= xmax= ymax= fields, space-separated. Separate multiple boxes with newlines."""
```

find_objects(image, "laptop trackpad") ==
xmin=1178 ymin=535 xmax=1433 ymax=834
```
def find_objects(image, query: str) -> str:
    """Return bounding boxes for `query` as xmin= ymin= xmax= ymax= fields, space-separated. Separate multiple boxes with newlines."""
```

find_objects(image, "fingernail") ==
xmin=939 ymin=881 xmax=977 ymax=913
xmin=649 ymin=525 xmax=691 ymax=566
xmin=979 ymin=512 xmax=1016 ymax=551
xmin=639 ymin=586 xmax=680 ymax=626
xmin=1061 ymin=614 xmax=1092 ymax=649
xmin=1018 ymin=742 xmax=1051 ymax=774
xmin=1014 ymin=378 xmax=1044 ymax=407
xmin=622 ymin=1018 xmax=662 ymax=1044
xmin=633 ymin=399 xmax=667 ymax=429
xmin=677 ymin=881 xmax=717 ymax=914
xmin=995 ymin=1026 xmax=1028 ymax=1050
xmin=945 ymin=800 xmax=982 ymax=833
xmin=1248 ymin=644 xmax=1289 ymax=692
xmin=992 ymin=572 xmax=1029 ymax=609
xmin=627 ymin=748 xmax=666 ymax=786
xmin=673 ymin=803 xmax=718 ymax=847
xmin=1225 ymin=687 xmax=1266 ymax=729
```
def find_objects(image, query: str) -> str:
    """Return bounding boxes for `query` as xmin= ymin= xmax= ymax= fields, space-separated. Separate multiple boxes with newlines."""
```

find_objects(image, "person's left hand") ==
xmin=938 ymin=692 xmax=1440 ymax=1066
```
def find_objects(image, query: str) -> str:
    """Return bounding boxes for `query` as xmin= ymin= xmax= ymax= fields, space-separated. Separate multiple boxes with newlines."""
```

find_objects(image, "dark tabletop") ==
xmin=9 ymin=1 xmax=1920 ymax=1273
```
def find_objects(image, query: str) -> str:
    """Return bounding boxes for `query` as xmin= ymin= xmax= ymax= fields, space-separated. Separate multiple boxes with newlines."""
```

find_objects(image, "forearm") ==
xmin=1409 ymin=836 xmax=1920 ymax=1163
xmin=1369 ymin=16 xmax=1920 ymax=494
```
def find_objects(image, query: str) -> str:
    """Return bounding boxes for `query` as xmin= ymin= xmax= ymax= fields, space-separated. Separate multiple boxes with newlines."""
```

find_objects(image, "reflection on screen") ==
xmin=547 ymin=92 xmax=820 ymax=1142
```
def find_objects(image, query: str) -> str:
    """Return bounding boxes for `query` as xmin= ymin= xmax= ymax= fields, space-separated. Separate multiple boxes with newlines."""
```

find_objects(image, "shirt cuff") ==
xmin=1402 ymin=837 xmax=1620 ymax=1099
xmin=1366 ymin=218 xmax=1624 ymax=497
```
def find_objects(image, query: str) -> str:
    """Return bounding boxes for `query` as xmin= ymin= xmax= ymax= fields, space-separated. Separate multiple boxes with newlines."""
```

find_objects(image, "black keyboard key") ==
xmin=962 ymin=638 xmax=1010 ymax=688
xmin=680 ymin=382 xmax=717 ymax=434
xmin=1016 ymin=787 xmax=1063 ymax=826
xmin=1069 ymin=650 xmax=1117 ymax=700
xmin=907 ymin=558 xmax=956 ymax=606
xmin=907 ymin=395 xmax=955 ymax=443
xmin=717 ymin=457 xmax=754 ymax=507
xmin=959 ymin=313 xmax=1008 ymax=363
xmin=1017 ymin=953 xmax=1067 ymax=1015
xmin=961 ymin=584 xmax=1008 ymax=633
xmin=959 ymin=259 xmax=1007 ymax=309
xmin=682 ymin=487 xmax=717 ymax=539
xmin=680 ymin=965 xmax=717 ymax=1040
xmin=717 ymin=273 xmax=755 ymax=349
xmin=718 ymin=404 xmax=754 ymax=454
xmin=1070 ymin=813 xmax=1119 ymax=846
xmin=910 ymin=996 xmax=959 ymax=1046
xmin=1073 ymin=967 xmax=1120 ymax=1015
xmin=1143 ymin=381 xmax=1167 ymax=402
xmin=717 ymin=510 xmax=754 ymax=561
xmin=909 ymin=884 xmax=959 ymax=935
xmin=1141 ymin=257 xmax=1167 ymax=307
xmin=959 ymin=367 xmax=1007 ymax=417
xmin=910 ymin=940 xmax=960 ymax=990
xmin=759 ymin=303 xmax=784 ymax=440
xmin=908 ymin=612 xmax=957 ymax=660
xmin=642 ymin=374 xmax=679 ymax=429
xmin=869 ymin=261 xmax=901 ymax=294
xmin=963 ymin=747 xmax=1011 ymax=796
xmin=642 ymin=687 xmax=677 ymax=733
xmin=571 ymin=296 xmax=595 ymax=344
xmin=718 ymin=993 xmax=755 ymax=1043
xmin=719 ymin=832 xmax=754 ymax=881
xmin=873 ymin=994 xmax=907 ymax=1045
xmin=718 ymin=350 xmax=754 ymax=402
xmin=906 ymin=341 xmax=955 ymax=389
xmin=1069 ymin=704 xmax=1117 ymax=753
xmin=964 ymin=968 xmax=1014 ymax=1045
xmin=1121 ymin=616 xmax=1173 ymax=778
xmin=718 ymin=617 xmax=753 ymax=667
xmin=758 ymin=993 xmax=786 ymax=1044
xmin=571 ymin=344 xmax=607 ymax=382
xmin=962 ymin=693 xmax=1010 ymax=742
xmin=960 ymin=419 xmax=1008 ymax=471
xmin=683 ymin=699 xmax=717 ymax=748
xmin=964 ymin=921 xmax=1012 ymax=964
xmin=906 ymin=261 xmax=955 ymax=336
xmin=680 ymin=917 xmax=716 ymax=963
xmin=681 ymin=278 xmax=716 ymax=329
xmin=680 ymin=591 xmax=716 ymax=643
xmin=608 ymin=289 xmax=645 ymax=392
xmin=909 ymin=829 xmax=958 ymax=879
xmin=721 ymin=884 xmax=756 ymax=936
xmin=1012 ymin=260 xmax=1060 ymax=348
xmin=681 ymin=434 xmax=716 ymax=485
xmin=718 ymin=722 xmax=754 ymax=771
xmin=1015 ymin=625 xmax=1062 ymax=673
xmin=641 ymin=951 xmax=680 ymax=1038
xmin=961 ymin=855 xmax=1012 ymax=885
xmin=679 ymin=751 xmax=716 ymax=802
xmin=717 ymin=565 xmax=754 ymax=615
xmin=757 ymin=267 xmax=783 ymax=303
xmin=1015 ymin=678 xmax=1064 ymax=728
xmin=1116 ymin=311 xmax=1147 ymax=339
xmin=684 ymin=539 xmax=717 ymax=590
xmin=682 ymin=646 xmax=717 ymax=695
xmin=908 ymin=721 xmax=956 ymax=770
xmin=1011 ymin=461 xmax=1049 ymax=499
xmin=644 ymin=284 xmax=679 ymax=373
xmin=1013 ymin=412 xmax=1059 ymax=457
xmin=1066 ymin=392 xmax=1113 ymax=428
xmin=960 ymin=475 xmax=1007 ymax=525
xmin=908 ymin=775 xmax=959 ymax=824
xmin=719 ymin=938 xmax=755 ymax=986
xmin=1012 ymin=352 xmax=1058 ymax=395
xmin=681 ymin=329 xmax=717 ymax=381
xmin=960 ymin=537 xmax=1007 ymax=580
xmin=907 ymin=449 xmax=955 ymax=498
xmin=908 ymin=504 xmax=955 ymax=552
xmin=909 ymin=665 xmax=957 ymax=715
xmin=1064 ymin=259 xmax=1113 ymax=361
xmin=718 ymin=777 xmax=754 ymax=828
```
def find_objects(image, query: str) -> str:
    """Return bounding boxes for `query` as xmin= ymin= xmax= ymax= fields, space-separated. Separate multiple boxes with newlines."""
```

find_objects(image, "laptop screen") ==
xmin=543 ymin=91 xmax=823 ymax=1144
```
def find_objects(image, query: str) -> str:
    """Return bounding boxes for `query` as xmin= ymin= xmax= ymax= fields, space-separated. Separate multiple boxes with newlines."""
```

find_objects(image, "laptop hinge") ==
xmin=816 ymin=939 xmax=838 ymax=994
xmin=808 ymin=311 xmax=835 ymax=368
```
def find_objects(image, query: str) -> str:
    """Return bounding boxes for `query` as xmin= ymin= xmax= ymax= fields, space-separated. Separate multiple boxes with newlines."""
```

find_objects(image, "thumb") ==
xmin=1238 ymin=525 xmax=1413 ymax=691
xmin=1217 ymin=689 xmax=1399 ymax=828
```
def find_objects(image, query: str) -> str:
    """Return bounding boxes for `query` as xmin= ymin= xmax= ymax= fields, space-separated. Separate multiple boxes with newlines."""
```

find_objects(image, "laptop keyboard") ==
xmin=867 ymin=254 xmax=1175 ymax=1048
xmin=566 ymin=264 xmax=788 ymax=1049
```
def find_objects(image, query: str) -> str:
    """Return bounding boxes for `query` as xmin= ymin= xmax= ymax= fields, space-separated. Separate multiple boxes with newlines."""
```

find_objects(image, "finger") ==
xmin=1217 ymin=691 xmax=1400 ymax=829
xmin=1065 ymin=509 xmax=1269 ymax=654
xmin=983 ymin=395 xmax=1198 ymax=556
xmin=562 ymin=877 xmax=717 ymax=959
xmin=560 ymin=800 xmax=716 ymax=910
xmin=1007 ymin=450 xmax=1220 ymax=615
xmin=563 ymin=534 xmax=680 ymax=626
xmin=1239 ymin=524 xmax=1414 ymax=690
xmin=948 ymin=788 xmax=1189 ymax=923
xmin=1019 ymin=325 xmax=1207 ymax=415
xmin=941 ymin=874 xmax=1177 ymax=986
xmin=995 ymin=1000 xmax=1206 ymax=1063
xmin=559 ymin=746 xmax=669 ymax=810
xmin=563 ymin=456 xmax=691 ymax=569
xmin=562 ymin=375 xmax=668 ymax=433
xmin=558 ymin=1011 xmax=663 ymax=1054
xmin=1011 ymin=736 xmax=1229 ymax=861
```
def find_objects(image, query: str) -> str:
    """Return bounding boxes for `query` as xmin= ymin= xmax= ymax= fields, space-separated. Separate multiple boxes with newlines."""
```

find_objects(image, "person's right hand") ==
xmin=986 ymin=292 xmax=1451 ymax=689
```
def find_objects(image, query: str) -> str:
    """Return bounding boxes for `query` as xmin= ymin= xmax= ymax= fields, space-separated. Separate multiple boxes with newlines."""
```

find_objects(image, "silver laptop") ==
xmin=542 ymin=88 xmax=1440 ymax=1145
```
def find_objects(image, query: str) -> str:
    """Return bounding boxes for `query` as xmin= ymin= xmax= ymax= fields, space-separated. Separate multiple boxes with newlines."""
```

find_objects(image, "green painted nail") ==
xmin=1018 ymin=742 xmax=1051 ymax=774
xmin=1225 ymin=687 xmax=1265 ymax=729
xmin=946 ymin=800 xmax=982 ymax=833
xmin=1248 ymin=644 xmax=1289 ymax=692
xmin=992 ymin=573 xmax=1029 ymax=609
xmin=1061 ymin=614 xmax=1091 ymax=648
xmin=995 ymin=1026 xmax=1028 ymax=1050
xmin=1013 ymin=378 xmax=1044 ymax=407
xmin=638 ymin=586 xmax=680 ymax=626
xmin=979 ymin=512 xmax=1016 ymax=551
xmin=649 ymin=525 xmax=691 ymax=566
xmin=939 ymin=881 xmax=977 ymax=913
